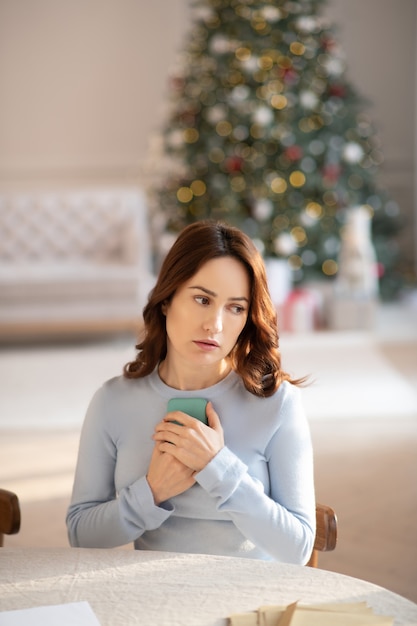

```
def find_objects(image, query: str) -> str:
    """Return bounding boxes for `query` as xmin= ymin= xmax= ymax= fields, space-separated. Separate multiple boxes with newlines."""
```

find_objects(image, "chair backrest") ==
xmin=0 ymin=488 xmax=21 ymax=546
xmin=307 ymin=502 xmax=338 ymax=567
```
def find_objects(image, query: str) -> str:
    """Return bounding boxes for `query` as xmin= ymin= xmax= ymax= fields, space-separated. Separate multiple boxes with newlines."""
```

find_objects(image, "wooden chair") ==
xmin=307 ymin=502 xmax=338 ymax=567
xmin=0 ymin=488 xmax=21 ymax=546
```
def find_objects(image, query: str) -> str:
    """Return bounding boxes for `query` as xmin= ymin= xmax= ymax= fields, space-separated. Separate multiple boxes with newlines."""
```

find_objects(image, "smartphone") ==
xmin=167 ymin=398 xmax=208 ymax=425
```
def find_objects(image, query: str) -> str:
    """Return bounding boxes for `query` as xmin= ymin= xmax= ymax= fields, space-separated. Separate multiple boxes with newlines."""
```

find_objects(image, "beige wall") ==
xmin=0 ymin=0 xmax=189 ymax=185
xmin=0 ymin=0 xmax=415 ymax=265
xmin=326 ymin=0 xmax=416 ymax=272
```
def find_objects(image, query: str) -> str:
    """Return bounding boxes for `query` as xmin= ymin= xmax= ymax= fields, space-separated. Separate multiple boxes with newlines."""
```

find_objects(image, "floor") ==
xmin=1 ymin=301 xmax=416 ymax=604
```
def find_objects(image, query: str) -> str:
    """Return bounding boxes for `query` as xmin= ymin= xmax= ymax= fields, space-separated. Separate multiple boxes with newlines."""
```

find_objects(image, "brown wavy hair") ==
xmin=124 ymin=220 xmax=304 ymax=397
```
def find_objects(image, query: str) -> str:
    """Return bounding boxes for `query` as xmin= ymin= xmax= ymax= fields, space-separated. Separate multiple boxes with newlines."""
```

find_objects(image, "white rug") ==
xmin=0 ymin=330 xmax=416 ymax=429
xmin=281 ymin=332 xmax=417 ymax=420
xmin=0 ymin=338 xmax=136 ymax=429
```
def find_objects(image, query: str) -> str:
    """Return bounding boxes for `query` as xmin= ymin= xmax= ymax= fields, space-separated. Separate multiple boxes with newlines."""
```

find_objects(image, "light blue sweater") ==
xmin=66 ymin=369 xmax=316 ymax=564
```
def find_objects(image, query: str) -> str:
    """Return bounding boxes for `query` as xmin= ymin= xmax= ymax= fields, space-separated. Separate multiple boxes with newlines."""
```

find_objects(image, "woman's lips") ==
xmin=193 ymin=340 xmax=219 ymax=351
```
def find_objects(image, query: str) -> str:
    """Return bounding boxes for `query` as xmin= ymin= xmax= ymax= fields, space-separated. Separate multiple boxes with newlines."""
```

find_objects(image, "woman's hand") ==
xmin=152 ymin=401 xmax=224 ymax=473
xmin=146 ymin=444 xmax=196 ymax=506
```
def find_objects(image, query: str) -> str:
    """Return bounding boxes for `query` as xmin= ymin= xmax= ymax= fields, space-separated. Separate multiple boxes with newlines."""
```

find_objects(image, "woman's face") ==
xmin=164 ymin=256 xmax=250 ymax=371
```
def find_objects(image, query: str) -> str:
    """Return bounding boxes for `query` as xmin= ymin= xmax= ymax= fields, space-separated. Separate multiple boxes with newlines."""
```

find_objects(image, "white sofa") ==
xmin=0 ymin=187 xmax=155 ymax=340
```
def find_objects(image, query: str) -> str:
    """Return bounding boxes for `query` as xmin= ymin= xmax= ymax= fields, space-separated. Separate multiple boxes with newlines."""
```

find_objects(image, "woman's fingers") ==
xmin=153 ymin=404 xmax=224 ymax=472
xmin=146 ymin=444 xmax=196 ymax=505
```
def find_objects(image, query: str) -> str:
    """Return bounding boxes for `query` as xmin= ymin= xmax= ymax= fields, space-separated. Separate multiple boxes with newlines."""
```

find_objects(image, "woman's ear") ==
xmin=161 ymin=300 xmax=168 ymax=316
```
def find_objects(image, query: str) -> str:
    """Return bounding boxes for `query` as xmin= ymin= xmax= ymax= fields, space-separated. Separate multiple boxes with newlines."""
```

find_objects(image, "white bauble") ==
xmin=253 ymin=106 xmax=274 ymax=126
xmin=323 ymin=56 xmax=345 ymax=76
xmin=343 ymin=142 xmax=364 ymax=163
xmin=273 ymin=233 xmax=297 ymax=256
xmin=230 ymin=85 xmax=250 ymax=102
xmin=205 ymin=104 xmax=227 ymax=124
xmin=253 ymin=198 xmax=274 ymax=220
xmin=295 ymin=16 xmax=317 ymax=33
xmin=210 ymin=35 xmax=230 ymax=54
xmin=260 ymin=6 xmax=281 ymax=22
xmin=299 ymin=90 xmax=319 ymax=109
xmin=240 ymin=56 xmax=259 ymax=73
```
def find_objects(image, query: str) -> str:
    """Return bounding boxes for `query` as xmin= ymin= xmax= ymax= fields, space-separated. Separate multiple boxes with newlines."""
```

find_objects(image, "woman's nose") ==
xmin=203 ymin=309 xmax=223 ymax=333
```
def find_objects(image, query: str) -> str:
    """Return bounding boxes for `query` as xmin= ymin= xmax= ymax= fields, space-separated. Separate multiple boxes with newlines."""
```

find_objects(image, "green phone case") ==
xmin=167 ymin=398 xmax=208 ymax=425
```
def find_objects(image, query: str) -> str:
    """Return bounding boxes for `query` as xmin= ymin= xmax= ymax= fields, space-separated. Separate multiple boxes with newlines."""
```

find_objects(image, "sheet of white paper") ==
xmin=0 ymin=601 xmax=101 ymax=626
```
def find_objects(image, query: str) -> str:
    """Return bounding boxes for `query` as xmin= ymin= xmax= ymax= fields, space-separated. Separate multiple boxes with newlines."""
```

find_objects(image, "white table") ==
xmin=1 ymin=548 xmax=416 ymax=626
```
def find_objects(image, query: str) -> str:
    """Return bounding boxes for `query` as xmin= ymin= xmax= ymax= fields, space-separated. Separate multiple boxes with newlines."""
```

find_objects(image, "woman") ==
xmin=66 ymin=220 xmax=316 ymax=564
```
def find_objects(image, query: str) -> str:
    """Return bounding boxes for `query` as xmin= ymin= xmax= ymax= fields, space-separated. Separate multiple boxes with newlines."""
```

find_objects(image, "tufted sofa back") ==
xmin=0 ymin=188 xmax=146 ymax=265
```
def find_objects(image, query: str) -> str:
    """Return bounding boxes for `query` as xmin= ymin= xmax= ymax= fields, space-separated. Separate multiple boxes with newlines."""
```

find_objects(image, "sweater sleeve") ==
xmin=66 ymin=386 xmax=173 ymax=548
xmin=195 ymin=384 xmax=316 ymax=564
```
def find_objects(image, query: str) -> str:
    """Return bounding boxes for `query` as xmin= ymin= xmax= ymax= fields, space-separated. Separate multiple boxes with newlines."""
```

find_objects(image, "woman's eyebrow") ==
xmin=189 ymin=285 xmax=217 ymax=296
xmin=189 ymin=285 xmax=249 ymax=302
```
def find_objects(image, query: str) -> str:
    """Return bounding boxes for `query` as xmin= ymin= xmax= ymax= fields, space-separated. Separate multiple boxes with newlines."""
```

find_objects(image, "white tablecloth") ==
xmin=1 ymin=548 xmax=416 ymax=626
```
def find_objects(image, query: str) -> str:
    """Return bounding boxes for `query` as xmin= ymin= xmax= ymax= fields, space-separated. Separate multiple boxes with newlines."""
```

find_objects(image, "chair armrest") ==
xmin=0 ymin=488 xmax=21 ymax=546
xmin=314 ymin=502 xmax=338 ymax=552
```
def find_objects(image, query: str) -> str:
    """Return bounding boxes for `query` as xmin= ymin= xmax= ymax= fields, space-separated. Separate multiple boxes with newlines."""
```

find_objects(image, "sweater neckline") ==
xmin=148 ymin=367 xmax=240 ymax=399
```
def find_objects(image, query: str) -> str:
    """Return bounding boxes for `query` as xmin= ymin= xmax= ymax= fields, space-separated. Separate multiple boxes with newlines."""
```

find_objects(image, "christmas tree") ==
xmin=148 ymin=0 xmax=403 ymax=299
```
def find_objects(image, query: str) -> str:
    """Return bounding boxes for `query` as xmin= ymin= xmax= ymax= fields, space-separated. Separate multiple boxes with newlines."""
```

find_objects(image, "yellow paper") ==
xmin=228 ymin=601 xmax=394 ymax=626
xmin=299 ymin=602 xmax=370 ymax=613
xmin=228 ymin=612 xmax=258 ymax=625
xmin=287 ymin=606 xmax=393 ymax=626
xmin=276 ymin=602 xmax=298 ymax=626
xmin=258 ymin=605 xmax=287 ymax=626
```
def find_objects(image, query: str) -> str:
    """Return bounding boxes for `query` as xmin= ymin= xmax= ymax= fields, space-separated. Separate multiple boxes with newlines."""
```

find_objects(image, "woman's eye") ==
xmin=230 ymin=304 xmax=245 ymax=315
xmin=195 ymin=296 xmax=210 ymax=305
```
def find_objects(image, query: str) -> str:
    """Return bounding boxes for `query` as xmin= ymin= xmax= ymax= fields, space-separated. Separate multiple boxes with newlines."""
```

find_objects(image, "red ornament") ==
xmin=321 ymin=36 xmax=336 ymax=51
xmin=282 ymin=67 xmax=298 ymax=85
xmin=376 ymin=262 xmax=385 ymax=278
xmin=169 ymin=75 xmax=185 ymax=91
xmin=179 ymin=110 xmax=196 ymax=126
xmin=284 ymin=145 xmax=303 ymax=161
xmin=225 ymin=156 xmax=244 ymax=173
xmin=329 ymin=84 xmax=347 ymax=98
xmin=322 ymin=163 xmax=341 ymax=184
